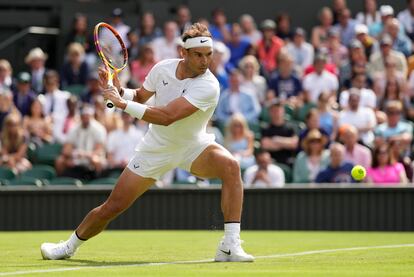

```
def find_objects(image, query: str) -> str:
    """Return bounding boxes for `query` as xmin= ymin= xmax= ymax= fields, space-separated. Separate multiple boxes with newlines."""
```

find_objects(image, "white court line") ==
xmin=1 ymin=243 xmax=414 ymax=276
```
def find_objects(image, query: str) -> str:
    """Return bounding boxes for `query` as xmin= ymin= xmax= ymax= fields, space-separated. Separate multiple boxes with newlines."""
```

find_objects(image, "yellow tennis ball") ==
xmin=351 ymin=165 xmax=366 ymax=181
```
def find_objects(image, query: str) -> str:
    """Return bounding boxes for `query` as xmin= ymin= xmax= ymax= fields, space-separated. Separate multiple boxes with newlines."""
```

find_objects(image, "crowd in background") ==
xmin=0 ymin=0 xmax=413 ymax=187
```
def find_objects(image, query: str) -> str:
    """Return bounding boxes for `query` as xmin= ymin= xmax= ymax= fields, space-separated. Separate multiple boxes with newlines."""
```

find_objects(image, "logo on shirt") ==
xmin=133 ymin=164 xmax=140 ymax=169
xmin=162 ymin=80 xmax=168 ymax=86
xmin=181 ymin=89 xmax=187 ymax=96
xmin=200 ymin=39 xmax=208 ymax=43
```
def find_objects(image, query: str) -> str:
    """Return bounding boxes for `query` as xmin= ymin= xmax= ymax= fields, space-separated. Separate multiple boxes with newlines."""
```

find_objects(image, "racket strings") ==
xmin=97 ymin=26 xmax=127 ymax=69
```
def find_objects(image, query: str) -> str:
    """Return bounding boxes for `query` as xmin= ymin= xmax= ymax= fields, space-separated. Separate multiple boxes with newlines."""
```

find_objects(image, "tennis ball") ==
xmin=351 ymin=165 xmax=366 ymax=181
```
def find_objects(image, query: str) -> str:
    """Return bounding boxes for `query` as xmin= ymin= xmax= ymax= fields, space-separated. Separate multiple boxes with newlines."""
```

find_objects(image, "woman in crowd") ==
xmin=60 ymin=42 xmax=89 ymax=88
xmin=23 ymin=97 xmax=53 ymax=147
xmin=316 ymin=92 xmax=338 ymax=140
xmin=130 ymin=44 xmax=157 ymax=85
xmin=355 ymin=0 xmax=381 ymax=27
xmin=293 ymin=129 xmax=330 ymax=183
xmin=311 ymin=7 xmax=334 ymax=49
xmin=239 ymin=55 xmax=267 ymax=105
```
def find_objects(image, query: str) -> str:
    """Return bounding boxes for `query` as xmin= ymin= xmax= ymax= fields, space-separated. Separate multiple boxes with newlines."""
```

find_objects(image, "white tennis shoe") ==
xmin=40 ymin=241 xmax=76 ymax=260
xmin=214 ymin=236 xmax=254 ymax=262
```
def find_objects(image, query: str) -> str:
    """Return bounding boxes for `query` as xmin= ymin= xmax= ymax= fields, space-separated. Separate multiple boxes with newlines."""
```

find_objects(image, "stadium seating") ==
xmin=275 ymin=162 xmax=293 ymax=183
xmin=86 ymin=177 xmax=117 ymax=185
xmin=21 ymin=165 xmax=56 ymax=181
xmin=8 ymin=176 xmax=43 ymax=187
xmin=33 ymin=143 xmax=62 ymax=166
xmin=47 ymin=177 xmax=83 ymax=186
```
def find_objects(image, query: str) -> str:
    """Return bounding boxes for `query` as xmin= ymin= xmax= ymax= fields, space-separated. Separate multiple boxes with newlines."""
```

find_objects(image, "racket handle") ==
xmin=106 ymin=75 xmax=115 ymax=108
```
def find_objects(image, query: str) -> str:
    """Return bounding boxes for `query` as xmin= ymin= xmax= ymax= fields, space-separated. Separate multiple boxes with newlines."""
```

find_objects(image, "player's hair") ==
xmin=182 ymin=23 xmax=211 ymax=42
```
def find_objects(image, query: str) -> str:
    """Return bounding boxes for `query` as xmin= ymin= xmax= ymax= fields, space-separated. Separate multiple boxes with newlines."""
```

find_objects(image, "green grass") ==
xmin=1 ymin=231 xmax=414 ymax=276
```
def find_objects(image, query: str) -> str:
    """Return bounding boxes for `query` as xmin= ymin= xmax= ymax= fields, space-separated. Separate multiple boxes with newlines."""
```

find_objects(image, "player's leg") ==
xmin=40 ymin=168 xmax=155 ymax=260
xmin=190 ymin=143 xmax=253 ymax=262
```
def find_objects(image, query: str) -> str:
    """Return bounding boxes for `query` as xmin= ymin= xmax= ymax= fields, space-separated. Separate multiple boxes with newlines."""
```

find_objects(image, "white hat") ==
xmin=380 ymin=5 xmax=394 ymax=17
xmin=355 ymin=24 xmax=368 ymax=34
xmin=25 ymin=47 xmax=48 ymax=64
xmin=213 ymin=41 xmax=230 ymax=64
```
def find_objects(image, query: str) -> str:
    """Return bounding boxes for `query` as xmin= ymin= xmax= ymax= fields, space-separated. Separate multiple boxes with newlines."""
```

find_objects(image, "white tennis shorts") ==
xmin=127 ymin=140 xmax=214 ymax=180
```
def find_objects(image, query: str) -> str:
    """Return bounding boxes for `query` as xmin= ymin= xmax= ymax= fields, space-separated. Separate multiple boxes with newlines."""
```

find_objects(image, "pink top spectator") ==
xmin=130 ymin=60 xmax=156 ymax=85
xmin=367 ymin=163 xmax=405 ymax=185
xmin=343 ymin=144 xmax=372 ymax=169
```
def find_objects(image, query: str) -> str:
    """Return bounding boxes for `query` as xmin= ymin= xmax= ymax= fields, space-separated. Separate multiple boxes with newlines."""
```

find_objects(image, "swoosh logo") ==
xmin=220 ymin=249 xmax=231 ymax=255
xmin=200 ymin=39 xmax=208 ymax=43
xmin=133 ymin=164 xmax=140 ymax=169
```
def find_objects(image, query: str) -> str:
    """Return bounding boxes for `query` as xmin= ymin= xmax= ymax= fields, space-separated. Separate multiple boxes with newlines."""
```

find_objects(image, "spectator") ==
xmin=126 ymin=30 xmax=140 ymax=62
xmin=209 ymin=8 xmax=231 ymax=42
xmin=285 ymin=28 xmax=314 ymax=77
xmin=339 ymin=91 xmax=377 ymax=146
xmin=209 ymin=41 xmax=230 ymax=91
xmin=106 ymin=112 xmax=144 ymax=171
xmin=81 ymin=72 xmax=102 ymax=105
xmin=339 ymin=39 xmax=368 ymax=86
xmin=66 ymin=13 xmax=94 ymax=55
xmin=93 ymin=96 xmax=122 ymax=134
xmin=372 ymin=56 xmax=407 ymax=98
xmin=385 ymin=18 xmax=412 ymax=57
xmin=334 ymin=8 xmax=356 ymax=46
xmin=324 ymin=28 xmax=348 ymax=68
xmin=42 ymin=71 xmax=70 ymax=118
xmin=275 ymin=13 xmax=293 ymax=41
xmin=315 ymin=142 xmax=355 ymax=183
xmin=55 ymin=105 xmax=106 ymax=179
xmin=339 ymin=74 xmax=377 ymax=110
xmin=267 ymin=53 xmax=303 ymax=105
xmin=224 ymin=113 xmax=255 ymax=170
xmin=0 ymin=113 xmax=31 ymax=174
xmin=22 ymin=97 xmax=53 ymax=147
xmin=138 ymin=12 xmax=162 ymax=46
xmin=354 ymin=24 xmax=378 ymax=59
xmin=244 ymin=150 xmax=285 ymax=188
xmin=130 ymin=44 xmax=157 ymax=85
xmin=366 ymin=144 xmax=408 ymax=185
xmin=12 ymin=72 xmax=36 ymax=116
xmin=379 ymin=79 xmax=410 ymax=113
xmin=25 ymin=47 xmax=48 ymax=93
xmin=0 ymin=88 xmax=18 ymax=132
xmin=369 ymin=5 xmax=395 ymax=38
xmin=239 ymin=55 xmax=267 ymax=105
xmin=389 ymin=139 xmax=413 ymax=182
xmin=109 ymin=8 xmax=131 ymax=49
xmin=54 ymin=95 xmax=79 ymax=144
xmin=339 ymin=125 xmax=372 ymax=169
xmin=331 ymin=0 xmax=347 ymax=24
xmin=303 ymin=53 xmax=339 ymax=103
xmin=356 ymin=0 xmax=381 ymax=27
xmin=239 ymin=14 xmax=262 ymax=45
xmin=60 ymin=42 xmax=89 ymax=88
xmin=311 ymin=7 xmax=334 ymax=49
xmin=152 ymin=21 xmax=180 ymax=61
xmin=0 ymin=59 xmax=13 ymax=91
xmin=226 ymin=23 xmax=252 ymax=71
xmin=215 ymin=69 xmax=261 ymax=125
xmin=298 ymin=108 xmax=330 ymax=151
xmin=175 ymin=5 xmax=192 ymax=35
xmin=257 ymin=19 xmax=284 ymax=76
xmin=260 ymin=99 xmax=298 ymax=165
xmin=293 ymin=129 xmax=330 ymax=183
xmin=317 ymin=92 xmax=339 ymax=140
xmin=397 ymin=0 xmax=414 ymax=41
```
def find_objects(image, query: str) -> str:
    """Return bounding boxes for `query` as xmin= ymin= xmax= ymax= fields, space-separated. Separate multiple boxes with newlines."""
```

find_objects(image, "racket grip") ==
xmin=106 ymin=100 xmax=114 ymax=108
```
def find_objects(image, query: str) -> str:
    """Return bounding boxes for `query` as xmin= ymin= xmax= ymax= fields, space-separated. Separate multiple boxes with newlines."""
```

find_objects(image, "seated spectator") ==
xmin=285 ymin=28 xmax=314 ymax=77
xmin=339 ymin=74 xmax=376 ymax=110
xmin=0 ymin=59 xmax=13 ymax=91
xmin=385 ymin=18 xmax=412 ymax=57
xmin=226 ymin=23 xmax=252 ymax=71
xmin=354 ymin=24 xmax=378 ymax=59
xmin=372 ymin=56 xmax=407 ymax=100
xmin=389 ymin=140 xmax=413 ymax=182
xmin=130 ymin=44 xmax=157 ymax=85
xmin=175 ymin=5 xmax=192 ymax=35
xmin=324 ymin=28 xmax=348 ymax=69
xmin=339 ymin=91 xmax=377 ymax=146
xmin=209 ymin=8 xmax=231 ymax=42
xmin=374 ymin=101 xmax=413 ymax=156
xmin=275 ymin=13 xmax=293 ymax=42
xmin=137 ymin=11 xmax=162 ymax=47
xmin=54 ymin=95 xmax=79 ymax=144
xmin=339 ymin=125 xmax=372 ymax=169
xmin=0 ymin=113 xmax=31 ymax=174
xmin=369 ymin=5 xmax=394 ymax=38
xmin=298 ymin=109 xmax=330 ymax=151
xmin=303 ymin=53 xmax=339 ymax=104
xmin=25 ymin=47 xmax=48 ymax=93
xmin=331 ymin=0 xmax=347 ymax=24
xmin=397 ymin=0 xmax=414 ymax=41
xmin=126 ymin=30 xmax=140 ymax=62
xmin=311 ymin=7 xmax=334 ymax=49
xmin=267 ymin=52 xmax=303 ymax=106
xmin=12 ymin=72 xmax=36 ymax=116
xmin=106 ymin=112 xmax=144 ymax=170
xmin=215 ymin=69 xmax=261 ymax=125
xmin=109 ymin=8 xmax=131 ymax=49
xmin=338 ymin=39 xmax=368 ymax=86
xmin=315 ymin=143 xmax=355 ymax=183
xmin=257 ymin=19 xmax=284 ymax=77
xmin=260 ymin=99 xmax=298 ymax=165
xmin=239 ymin=14 xmax=262 ymax=45
xmin=55 ymin=105 xmax=106 ymax=179
xmin=224 ymin=113 xmax=255 ymax=170
xmin=366 ymin=144 xmax=408 ymax=185
xmin=152 ymin=21 xmax=180 ymax=61
xmin=23 ymin=97 xmax=53 ymax=147
xmin=239 ymin=55 xmax=267 ymax=105
xmin=81 ymin=72 xmax=102 ymax=105
xmin=93 ymin=96 xmax=122 ymax=134
xmin=293 ymin=129 xmax=330 ymax=183
xmin=60 ymin=42 xmax=89 ymax=88
xmin=244 ymin=150 xmax=285 ymax=188
xmin=0 ymin=88 xmax=18 ymax=132
xmin=356 ymin=0 xmax=381 ymax=26
xmin=209 ymin=41 xmax=230 ymax=91
xmin=378 ymin=78 xmax=410 ymax=114
xmin=341 ymin=62 xmax=373 ymax=90
xmin=334 ymin=8 xmax=356 ymax=46
xmin=66 ymin=13 xmax=94 ymax=54
xmin=317 ymin=92 xmax=338 ymax=140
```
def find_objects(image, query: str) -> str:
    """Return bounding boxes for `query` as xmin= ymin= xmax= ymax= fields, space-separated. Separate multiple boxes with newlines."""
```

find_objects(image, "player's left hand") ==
xmin=103 ymin=85 xmax=126 ymax=109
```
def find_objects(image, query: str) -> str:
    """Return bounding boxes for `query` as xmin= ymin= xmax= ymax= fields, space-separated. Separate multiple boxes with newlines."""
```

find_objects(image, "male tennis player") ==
xmin=40 ymin=23 xmax=254 ymax=262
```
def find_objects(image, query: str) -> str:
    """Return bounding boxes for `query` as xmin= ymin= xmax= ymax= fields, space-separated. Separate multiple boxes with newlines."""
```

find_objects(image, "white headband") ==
xmin=183 ymin=36 xmax=213 ymax=49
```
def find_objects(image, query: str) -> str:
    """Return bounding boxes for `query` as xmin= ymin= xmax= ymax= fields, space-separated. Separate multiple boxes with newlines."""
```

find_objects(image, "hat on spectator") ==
xmin=380 ymin=5 xmax=394 ymax=17
xmin=350 ymin=39 xmax=363 ymax=49
xmin=213 ymin=41 xmax=230 ymax=64
xmin=294 ymin=27 xmax=306 ymax=37
xmin=355 ymin=24 xmax=368 ymax=35
xmin=17 ymin=72 xmax=31 ymax=83
xmin=301 ymin=129 xmax=328 ymax=152
xmin=380 ymin=34 xmax=393 ymax=45
xmin=261 ymin=19 xmax=276 ymax=30
xmin=112 ymin=8 xmax=123 ymax=17
xmin=25 ymin=47 xmax=48 ymax=64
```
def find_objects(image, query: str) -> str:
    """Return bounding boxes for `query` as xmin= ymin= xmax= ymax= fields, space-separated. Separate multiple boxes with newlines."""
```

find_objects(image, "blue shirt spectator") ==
xmin=12 ymin=72 xmax=36 ymax=116
xmin=226 ymin=24 xmax=251 ymax=71
xmin=209 ymin=8 xmax=231 ymax=42
xmin=334 ymin=8 xmax=356 ymax=46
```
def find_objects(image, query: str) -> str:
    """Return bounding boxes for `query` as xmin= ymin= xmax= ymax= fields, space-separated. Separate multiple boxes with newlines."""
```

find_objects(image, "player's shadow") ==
xmin=64 ymin=258 xmax=214 ymax=267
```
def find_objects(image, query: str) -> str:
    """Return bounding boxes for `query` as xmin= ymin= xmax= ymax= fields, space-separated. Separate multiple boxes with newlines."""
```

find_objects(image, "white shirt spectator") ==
xmin=285 ymin=42 xmax=314 ymax=73
xmin=240 ymin=75 xmax=267 ymax=104
xmin=243 ymin=164 xmax=285 ymax=188
xmin=339 ymin=88 xmax=377 ymax=109
xmin=398 ymin=9 xmax=414 ymax=35
xmin=356 ymin=11 xmax=381 ymax=26
xmin=107 ymin=125 xmax=144 ymax=165
xmin=339 ymin=107 xmax=377 ymax=146
xmin=113 ymin=22 xmax=131 ymax=49
xmin=303 ymin=70 xmax=339 ymax=103
xmin=152 ymin=37 xmax=179 ymax=61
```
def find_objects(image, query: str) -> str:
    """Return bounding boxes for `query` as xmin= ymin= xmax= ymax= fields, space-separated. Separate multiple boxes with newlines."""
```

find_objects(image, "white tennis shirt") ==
xmin=137 ymin=59 xmax=220 ymax=152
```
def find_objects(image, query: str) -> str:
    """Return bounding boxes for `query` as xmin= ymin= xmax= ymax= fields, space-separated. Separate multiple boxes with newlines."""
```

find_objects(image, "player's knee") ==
xmin=221 ymin=157 xmax=240 ymax=178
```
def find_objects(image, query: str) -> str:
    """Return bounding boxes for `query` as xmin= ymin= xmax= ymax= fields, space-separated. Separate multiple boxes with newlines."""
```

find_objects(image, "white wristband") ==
xmin=124 ymin=100 xmax=147 ymax=120
xmin=121 ymin=88 xmax=135 ymax=101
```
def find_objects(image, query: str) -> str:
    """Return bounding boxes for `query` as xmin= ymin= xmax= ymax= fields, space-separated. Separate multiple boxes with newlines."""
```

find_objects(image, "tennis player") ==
xmin=40 ymin=23 xmax=253 ymax=262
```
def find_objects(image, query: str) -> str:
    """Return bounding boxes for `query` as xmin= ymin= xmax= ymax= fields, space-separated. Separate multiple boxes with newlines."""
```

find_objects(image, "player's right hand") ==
xmin=98 ymin=67 xmax=121 ymax=92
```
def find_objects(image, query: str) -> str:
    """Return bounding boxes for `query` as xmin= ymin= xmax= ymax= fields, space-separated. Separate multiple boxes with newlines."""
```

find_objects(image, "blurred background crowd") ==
xmin=0 ymin=0 xmax=413 ymax=187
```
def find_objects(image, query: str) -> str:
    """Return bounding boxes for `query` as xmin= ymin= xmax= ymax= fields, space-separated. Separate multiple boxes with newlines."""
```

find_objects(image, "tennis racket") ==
xmin=93 ymin=22 xmax=128 ymax=108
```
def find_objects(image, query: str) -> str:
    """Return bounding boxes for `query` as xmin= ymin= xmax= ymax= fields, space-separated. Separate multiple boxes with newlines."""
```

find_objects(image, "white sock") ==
xmin=224 ymin=222 xmax=240 ymax=241
xmin=66 ymin=231 xmax=85 ymax=250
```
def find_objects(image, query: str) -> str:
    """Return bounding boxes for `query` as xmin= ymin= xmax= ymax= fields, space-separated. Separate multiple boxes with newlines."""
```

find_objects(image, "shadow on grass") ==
xmin=61 ymin=258 xmax=215 ymax=267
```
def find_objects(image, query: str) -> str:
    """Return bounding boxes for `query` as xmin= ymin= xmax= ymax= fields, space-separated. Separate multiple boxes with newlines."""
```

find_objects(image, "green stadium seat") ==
xmin=65 ymin=84 xmax=86 ymax=96
xmin=34 ymin=143 xmax=62 ymax=166
xmin=86 ymin=178 xmax=117 ymax=185
xmin=21 ymin=165 xmax=56 ymax=180
xmin=275 ymin=162 xmax=293 ymax=184
xmin=0 ymin=167 xmax=16 ymax=180
xmin=47 ymin=177 xmax=83 ymax=186
xmin=8 ymin=176 xmax=43 ymax=186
